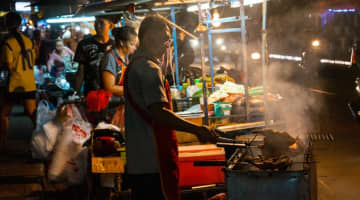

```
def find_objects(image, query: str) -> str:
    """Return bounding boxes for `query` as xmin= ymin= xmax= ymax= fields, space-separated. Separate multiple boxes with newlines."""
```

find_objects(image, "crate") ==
xmin=91 ymin=156 xmax=125 ymax=174
xmin=173 ymin=97 xmax=200 ymax=112
xmin=90 ymin=128 xmax=126 ymax=174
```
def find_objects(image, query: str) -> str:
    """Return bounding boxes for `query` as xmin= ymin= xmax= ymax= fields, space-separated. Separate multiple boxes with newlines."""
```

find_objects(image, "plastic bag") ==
xmin=48 ymin=129 xmax=88 ymax=185
xmin=62 ymin=148 xmax=88 ymax=185
xmin=31 ymin=100 xmax=58 ymax=160
xmin=31 ymin=121 xmax=61 ymax=160
xmin=69 ymin=104 xmax=92 ymax=145
xmin=48 ymin=104 xmax=92 ymax=185
xmin=36 ymin=99 xmax=56 ymax=129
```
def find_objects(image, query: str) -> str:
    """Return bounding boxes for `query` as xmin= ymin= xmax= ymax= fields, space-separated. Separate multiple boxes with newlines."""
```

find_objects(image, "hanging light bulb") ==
xmin=212 ymin=10 xmax=221 ymax=28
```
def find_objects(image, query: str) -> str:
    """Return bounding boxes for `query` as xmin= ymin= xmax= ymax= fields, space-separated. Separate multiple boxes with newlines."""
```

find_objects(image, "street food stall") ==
xmin=60 ymin=0 xmax=317 ymax=199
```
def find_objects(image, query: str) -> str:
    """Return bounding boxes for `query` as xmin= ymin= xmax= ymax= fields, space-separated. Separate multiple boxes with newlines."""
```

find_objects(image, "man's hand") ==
xmin=196 ymin=125 xmax=218 ymax=144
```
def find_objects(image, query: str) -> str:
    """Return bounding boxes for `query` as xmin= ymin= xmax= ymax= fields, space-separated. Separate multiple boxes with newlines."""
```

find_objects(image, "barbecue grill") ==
xmin=198 ymin=123 xmax=317 ymax=200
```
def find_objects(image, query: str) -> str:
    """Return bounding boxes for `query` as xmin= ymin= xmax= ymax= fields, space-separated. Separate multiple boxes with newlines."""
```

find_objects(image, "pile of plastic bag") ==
xmin=31 ymin=100 xmax=92 ymax=185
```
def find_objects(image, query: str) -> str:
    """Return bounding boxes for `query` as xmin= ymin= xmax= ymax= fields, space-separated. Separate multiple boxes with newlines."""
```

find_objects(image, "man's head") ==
xmin=138 ymin=15 xmax=172 ymax=58
xmin=5 ymin=12 xmax=22 ymax=31
xmin=95 ymin=15 xmax=117 ymax=37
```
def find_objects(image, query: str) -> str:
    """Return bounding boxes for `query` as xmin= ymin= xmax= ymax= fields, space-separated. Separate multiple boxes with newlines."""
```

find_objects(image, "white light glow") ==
xmin=320 ymin=59 xmax=352 ymax=67
xmin=47 ymin=25 xmax=51 ymax=29
xmin=63 ymin=30 xmax=71 ymax=39
xmin=221 ymin=45 xmax=226 ymax=51
xmin=269 ymin=54 xmax=302 ymax=61
xmin=61 ymin=25 xmax=66 ymax=29
xmin=231 ymin=0 xmax=266 ymax=8
xmin=187 ymin=3 xmax=209 ymax=12
xmin=215 ymin=38 xmax=223 ymax=45
xmin=190 ymin=39 xmax=199 ymax=47
xmin=213 ymin=12 xmax=221 ymax=27
xmin=312 ymin=40 xmax=320 ymax=47
xmin=15 ymin=2 xmax=31 ymax=12
xmin=75 ymin=26 xmax=81 ymax=32
xmin=83 ymin=28 xmax=90 ymax=35
xmin=46 ymin=16 xmax=95 ymax=24
xmin=251 ymin=52 xmax=261 ymax=60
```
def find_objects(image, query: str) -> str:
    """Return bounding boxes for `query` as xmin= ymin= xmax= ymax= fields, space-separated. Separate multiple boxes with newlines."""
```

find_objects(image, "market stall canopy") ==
xmin=31 ymin=0 xmax=80 ymax=18
xmin=75 ymin=0 xmax=215 ymax=16
xmin=75 ymin=0 xmax=153 ymax=16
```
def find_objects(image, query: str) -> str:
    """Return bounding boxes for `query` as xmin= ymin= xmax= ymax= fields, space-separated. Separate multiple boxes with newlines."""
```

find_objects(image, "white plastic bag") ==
xmin=69 ymin=104 xmax=92 ymax=145
xmin=48 ymin=104 xmax=92 ymax=185
xmin=31 ymin=121 xmax=61 ymax=159
xmin=48 ymin=120 xmax=89 ymax=185
xmin=36 ymin=99 xmax=56 ymax=130
xmin=31 ymin=100 xmax=58 ymax=160
xmin=62 ymin=147 xmax=88 ymax=185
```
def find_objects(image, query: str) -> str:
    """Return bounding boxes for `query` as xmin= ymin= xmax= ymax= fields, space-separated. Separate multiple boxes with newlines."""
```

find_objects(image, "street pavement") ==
xmin=0 ymin=65 xmax=360 ymax=199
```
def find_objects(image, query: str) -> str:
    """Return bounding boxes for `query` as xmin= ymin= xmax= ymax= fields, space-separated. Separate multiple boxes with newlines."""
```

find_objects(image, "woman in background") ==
xmin=101 ymin=26 xmax=138 ymax=96
xmin=100 ymin=26 xmax=137 ymax=129
xmin=47 ymin=39 xmax=74 ymax=77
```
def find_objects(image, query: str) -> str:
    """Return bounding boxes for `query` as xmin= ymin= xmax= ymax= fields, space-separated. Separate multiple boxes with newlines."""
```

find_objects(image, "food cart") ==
xmin=75 ymin=0 xmax=316 ymax=199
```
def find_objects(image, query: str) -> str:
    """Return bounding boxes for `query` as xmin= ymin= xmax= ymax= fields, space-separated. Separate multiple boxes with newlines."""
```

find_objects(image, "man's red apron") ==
xmin=124 ymin=57 xmax=180 ymax=200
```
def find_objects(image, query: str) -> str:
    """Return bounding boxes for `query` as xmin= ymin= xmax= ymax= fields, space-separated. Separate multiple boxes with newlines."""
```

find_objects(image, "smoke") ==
xmin=266 ymin=60 xmax=325 ymax=141
xmin=254 ymin=3 xmax=327 ymax=140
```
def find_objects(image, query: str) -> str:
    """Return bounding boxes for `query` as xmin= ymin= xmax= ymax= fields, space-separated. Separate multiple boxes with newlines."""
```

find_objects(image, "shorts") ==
xmin=7 ymin=91 xmax=36 ymax=103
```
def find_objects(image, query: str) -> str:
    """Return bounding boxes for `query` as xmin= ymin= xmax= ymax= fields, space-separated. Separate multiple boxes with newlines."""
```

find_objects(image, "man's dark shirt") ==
xmin=74 ymin=36 xmax=113 ymax=95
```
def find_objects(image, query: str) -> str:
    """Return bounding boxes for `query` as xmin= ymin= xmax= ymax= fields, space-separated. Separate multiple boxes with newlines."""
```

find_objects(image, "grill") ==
xmin=214 ymin=124 xmax=317 ymax=200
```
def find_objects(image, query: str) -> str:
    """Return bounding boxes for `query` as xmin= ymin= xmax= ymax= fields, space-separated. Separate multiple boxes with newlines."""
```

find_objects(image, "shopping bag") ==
xmin=62 ymin=148 xmax=88 ymax=185
xmin=35 ymin=99 xmax=56 ymax=129
xmin=31 ymin=100 xmax=58 ymax=160
xmin=31 ymin=121 xmax=61 ymax=159
xmin=48 ymin=106 xmax=92 ymax=185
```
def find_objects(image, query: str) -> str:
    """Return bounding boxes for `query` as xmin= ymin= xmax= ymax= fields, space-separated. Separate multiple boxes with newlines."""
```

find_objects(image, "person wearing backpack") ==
xmin=0 ymin=12 xmax=37 ymax=149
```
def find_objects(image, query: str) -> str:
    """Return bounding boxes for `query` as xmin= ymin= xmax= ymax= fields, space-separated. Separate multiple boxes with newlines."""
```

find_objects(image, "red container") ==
xmin=178 ymin=144 xmax=225 ymax=187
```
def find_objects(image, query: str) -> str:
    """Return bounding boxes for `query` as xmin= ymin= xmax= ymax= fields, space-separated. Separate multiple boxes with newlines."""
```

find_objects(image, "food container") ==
xmin=214 ymin=102 xmax=232 ymax=116
xmin=178 ymin=144 xmax=225 ymax=187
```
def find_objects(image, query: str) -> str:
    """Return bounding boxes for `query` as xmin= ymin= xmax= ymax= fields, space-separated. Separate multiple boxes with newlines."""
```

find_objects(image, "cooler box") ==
xmin=178 ymin=144 xmax=225 ymax=187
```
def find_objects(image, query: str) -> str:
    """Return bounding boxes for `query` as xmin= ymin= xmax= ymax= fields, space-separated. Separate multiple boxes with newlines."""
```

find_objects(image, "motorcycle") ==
xmin=48 ymin=96 xmax=126 ymax=200
xmin=86 ymin=96 xmax=127 ymax=200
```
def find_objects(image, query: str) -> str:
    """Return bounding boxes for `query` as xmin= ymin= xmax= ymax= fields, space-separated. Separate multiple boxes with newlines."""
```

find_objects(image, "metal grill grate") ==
xmin=309 ymin=133 xmax=335 ymax=142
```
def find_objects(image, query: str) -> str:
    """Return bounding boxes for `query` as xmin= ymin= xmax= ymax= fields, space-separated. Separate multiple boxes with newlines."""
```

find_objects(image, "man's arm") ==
xmin=148 ymin=103 xmax=217 ymax=143
xmin=74 ymin=63 xmax=84 ymax=93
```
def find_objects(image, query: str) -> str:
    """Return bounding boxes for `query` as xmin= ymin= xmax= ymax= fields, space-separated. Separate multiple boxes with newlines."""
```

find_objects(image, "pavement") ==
xmin=1 ymin=65 xmax=360 ymax=199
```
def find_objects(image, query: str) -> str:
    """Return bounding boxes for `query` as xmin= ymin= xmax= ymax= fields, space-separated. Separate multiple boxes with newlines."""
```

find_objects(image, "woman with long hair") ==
xmin=0 ymin=12 xmax=37 ymax=149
